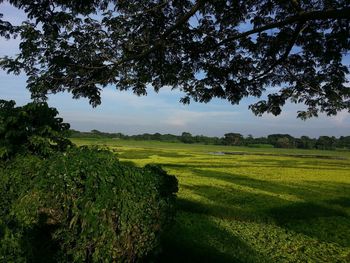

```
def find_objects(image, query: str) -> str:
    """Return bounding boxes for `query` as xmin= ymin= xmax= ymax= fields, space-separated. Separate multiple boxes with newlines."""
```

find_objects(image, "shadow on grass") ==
xmin=117 ymin=149 xmax=191 ymax=159
xmin=175 ymin=168 xmax=350 ymax=249
xmin=239 ymin=158 xmax=350 ymax=171
xmin=120 ymin=156 xmax=350 ymax=260
xmin=180 ymin=184 xmax=279 ymax=223
xmin=157 ymin=199 xmax=269 ymax=263
xmin=161 ymin=157 xmax=350 ymax=171
xmin=269 ymin=201 xmax=350 ymax=247
xmin=270 ymin=202 xmax=347 ymax=222
xmin=189 ymin=168 xmax=350 ymax=202
xmin=326 ymin=197 xmax=350 ymax=208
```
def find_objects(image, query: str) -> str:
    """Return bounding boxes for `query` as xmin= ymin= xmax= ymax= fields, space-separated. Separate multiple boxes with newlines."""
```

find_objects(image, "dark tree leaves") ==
xmin=0 ymin=0 xmax=349 ymax=118
xmin=0 ymin=99 xmax=72 ymax=158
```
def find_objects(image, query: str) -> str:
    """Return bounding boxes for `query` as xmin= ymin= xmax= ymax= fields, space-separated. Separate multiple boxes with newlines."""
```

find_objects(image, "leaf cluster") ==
xmin=0 ymin=100 xmax=71 ymax=159
xmin=0 ymin=147 xmax=178 ymax=262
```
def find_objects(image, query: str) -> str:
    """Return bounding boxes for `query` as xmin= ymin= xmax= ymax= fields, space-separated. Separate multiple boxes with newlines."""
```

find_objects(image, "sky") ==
xmin=1 ymin=2 xmax=350 ymax=138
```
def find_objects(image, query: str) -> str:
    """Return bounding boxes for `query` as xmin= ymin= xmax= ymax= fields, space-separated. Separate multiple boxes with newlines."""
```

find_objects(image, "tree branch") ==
xmin=217 ymin=8 xmax=350 ymax=47
xmin=70 ymin=0 xmax=206 ymax=70
xmin=118 ymin=1 xmax=170 ymax=18
xmin=69 ymin=6 xmax=349 ymax=72
xmin=246 ymin=22 xmax=306 ymax=84
xmin=115 ymin=0 xmax=206 ymax=64
xmin=283 ymin=66 xmax=326 ymax=96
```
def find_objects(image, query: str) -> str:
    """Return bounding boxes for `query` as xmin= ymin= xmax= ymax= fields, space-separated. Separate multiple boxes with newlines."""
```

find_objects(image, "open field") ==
xmin=72 ymin=138 xmax=350 ymax=262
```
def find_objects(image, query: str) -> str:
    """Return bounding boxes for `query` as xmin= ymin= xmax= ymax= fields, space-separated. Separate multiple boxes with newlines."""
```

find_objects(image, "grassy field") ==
xmin=72 ymin=138 xmax=350 ymax=262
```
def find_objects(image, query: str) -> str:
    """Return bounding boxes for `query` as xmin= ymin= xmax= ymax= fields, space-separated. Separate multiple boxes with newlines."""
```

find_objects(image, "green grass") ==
xmin=72 ymin=138 xmax=350 ymax=262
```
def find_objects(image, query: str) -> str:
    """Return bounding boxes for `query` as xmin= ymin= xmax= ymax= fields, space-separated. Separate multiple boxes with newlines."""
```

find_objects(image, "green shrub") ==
xmin=0 ymin=147 xmax=178 ymax=262
xmin=247 ymin=144 xmax=274 ymax=148
xmin=0 ymin=100 xmax=71 ymax=159
xmin=0 ymin=154 xmax=44 ymax=263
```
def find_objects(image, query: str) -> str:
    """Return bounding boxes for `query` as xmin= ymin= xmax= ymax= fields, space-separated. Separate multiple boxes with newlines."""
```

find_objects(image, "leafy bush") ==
xmin=0 ymin=100 xmax=71 ymax=159
xmin=0 ymin=154 xmax=44 ymax=262
xmin=0 ymin=147 xmax=178 ymax=262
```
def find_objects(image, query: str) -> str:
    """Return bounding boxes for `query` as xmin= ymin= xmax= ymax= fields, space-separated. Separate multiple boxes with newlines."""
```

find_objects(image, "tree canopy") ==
xmin=0 ymin=100 xmax=71 ymax=158
xmin=0 ymin=0 xmax=349 ymax=118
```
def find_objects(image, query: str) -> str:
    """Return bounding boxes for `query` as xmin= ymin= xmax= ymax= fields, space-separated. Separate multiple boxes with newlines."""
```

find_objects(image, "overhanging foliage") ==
xmin=0 ymin=0 xmax=349 ymax=118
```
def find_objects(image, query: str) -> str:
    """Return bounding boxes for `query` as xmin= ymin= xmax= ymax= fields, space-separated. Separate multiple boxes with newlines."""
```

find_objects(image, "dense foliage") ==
xmin=0 ymin=147 xmax=178 ymax=262
xmin=0 ymin=100 xmax=71 ymax=159
xmin=70 ymin=129 xmax=350 ymax=150
xmin=0 ymin=0 xmax=349 ymax=118
xmin=0 ymin=100 xmax=178 ymax=261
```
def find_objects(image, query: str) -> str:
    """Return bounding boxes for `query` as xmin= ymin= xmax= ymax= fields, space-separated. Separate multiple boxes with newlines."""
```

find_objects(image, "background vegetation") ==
xmin=70 ymin=129 xmax=350 ymax=150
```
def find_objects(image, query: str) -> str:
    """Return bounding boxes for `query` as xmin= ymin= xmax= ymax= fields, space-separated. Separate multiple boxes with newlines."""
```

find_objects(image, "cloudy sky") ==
xmin=1 ymin=2 xmax=349 ymax=138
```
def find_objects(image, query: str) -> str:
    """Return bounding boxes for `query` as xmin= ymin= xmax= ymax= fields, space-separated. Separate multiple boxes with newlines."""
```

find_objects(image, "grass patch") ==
xmin=72 ymin=138 xmax=350 ymax=262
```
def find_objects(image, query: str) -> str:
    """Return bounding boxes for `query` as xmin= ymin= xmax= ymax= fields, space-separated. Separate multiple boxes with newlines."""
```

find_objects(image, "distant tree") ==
xmin=91 ymin=129 xmax=102 ymax=134
xmin=337 ymin=136 xmax=350 ymax=149
xmin=244 ymin=134 xmax=254 ymax=146
xmin=223 ymin=133 xmax=244 ymax=146
xmin=66 ymin=129 xmax=350 ymax=150
xmin=275 ymin=137 xmax=292 ymax=148
xmin=114 ymin=132 xmax=125 ymax=139
xmin=180 ymin=132 xmax=194 ymax=144
xmin=253 ymin=137 xmax=269 ymax=145
xmin=268 ymin=134 xmax=295 ymax=148
xmin=297 ymin=135 xmax=316 ymax=149
xmin=153 ymin=132 xmax=162 ymax=141
xmin=1 ymin=1 xmax=349 ymax=118
xmin=316 ymin=136 xmax=337 ymax=150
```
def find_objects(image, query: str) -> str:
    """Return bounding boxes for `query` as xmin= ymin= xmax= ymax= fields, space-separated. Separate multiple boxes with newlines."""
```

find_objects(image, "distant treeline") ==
xmin=69 ymin=130 xmax=350 ymax=150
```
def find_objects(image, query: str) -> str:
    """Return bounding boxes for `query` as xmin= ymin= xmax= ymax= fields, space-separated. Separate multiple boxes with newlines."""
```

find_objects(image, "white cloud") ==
xmin=100 ymin=88 xmax=172 ymax=109
xmin=331 ymin=110 xmax=350 ymax=127
xmin=164 ymin=109 xmax=239 ymax=128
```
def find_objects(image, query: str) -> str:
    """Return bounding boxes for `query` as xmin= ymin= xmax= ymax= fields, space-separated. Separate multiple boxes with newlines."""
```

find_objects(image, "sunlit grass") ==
xmin=72 ymin=138 xmax=350 ymax=262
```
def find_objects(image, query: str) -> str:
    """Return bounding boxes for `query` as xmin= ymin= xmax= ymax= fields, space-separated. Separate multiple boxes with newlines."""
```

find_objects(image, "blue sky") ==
xmin=1 ymin=2 xmax=349 ymax=137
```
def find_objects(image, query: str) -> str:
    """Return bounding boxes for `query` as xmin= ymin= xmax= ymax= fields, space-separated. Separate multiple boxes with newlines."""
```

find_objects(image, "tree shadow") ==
xmin=187 ymin=168 xmax=300 ymax=197
xmin=326 ymin=197 xmax=350 ymax=208
xmin=179 ymin=184 xmax=279 ymax=223
xmin=160 ymin=158 xmax=350 ymax=175
xmin=117 ymin=149 xmax=191 ymax=159
xmin=120 ymin=156 xmax=350 ymax=260
xmin=190 ymin=168 xmax=350 ymax=202
xmin=181 ymin=169 xmax=350 ymax=248
xmin=270 ymin=202 xmax=347 ymax=222
xmin=157 ymin=199 xmax=269 ymax=263
xmin=20 ymin=213 xmax=60 ymax=262
xmin=269 ymin=201 xmax=350 ymax=247
xmin=238 ymin=157 xmax=350 ymax=171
